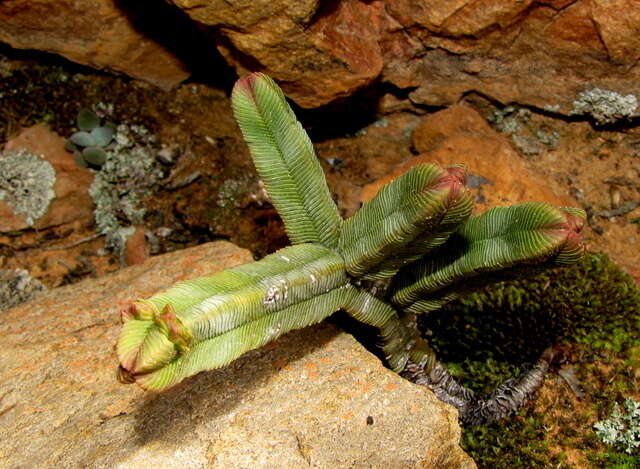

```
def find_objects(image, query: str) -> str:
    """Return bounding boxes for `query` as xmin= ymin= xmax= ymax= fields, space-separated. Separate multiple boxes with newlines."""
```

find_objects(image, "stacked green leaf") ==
xmin=231 ymin=73 xmax=342 ymax=248
xmin=338 ymin=164 xmax=473 ymax=280
xmin=391 ymin=203 xmax=586 ymax=314
xmin=117 ymin=243 xmax=349 ymax=390
xmin=115 ymin=71 xmax=587 ymax=420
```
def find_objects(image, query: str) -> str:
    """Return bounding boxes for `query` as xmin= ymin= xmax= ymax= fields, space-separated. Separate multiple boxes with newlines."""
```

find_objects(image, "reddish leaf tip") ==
xmin=120 ymin=303 xmax=136 ymax=323
xmin=435 ymin=164 xmax=469 ymax=203
xmin=232 ymin=72 xmax=267 ymax=100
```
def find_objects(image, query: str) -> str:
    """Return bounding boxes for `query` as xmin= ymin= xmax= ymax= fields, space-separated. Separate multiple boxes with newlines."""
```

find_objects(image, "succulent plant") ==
xmin=115 ymin=73 xmax=586 ymax=426
xmin=65 ymin=108 xmax=115 ymax=168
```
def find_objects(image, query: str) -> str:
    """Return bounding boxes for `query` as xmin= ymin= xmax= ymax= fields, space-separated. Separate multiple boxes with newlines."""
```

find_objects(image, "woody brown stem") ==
xmin=402 ymin=347 xmax=555 ymax=426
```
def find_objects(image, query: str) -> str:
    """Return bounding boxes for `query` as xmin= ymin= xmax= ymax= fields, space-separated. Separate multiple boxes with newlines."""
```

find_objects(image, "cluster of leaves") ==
xmin=65 ymin=108 xmax=115 ymax=168
xmin=115 ymin=73 xmax=585 ymax=427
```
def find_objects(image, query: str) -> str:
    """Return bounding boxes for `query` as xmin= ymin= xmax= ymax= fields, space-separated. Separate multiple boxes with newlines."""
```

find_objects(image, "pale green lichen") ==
xmin=488 ymin=107 xmax=559 ymax=156
xmin=0 ymin=150 xmax=56 ymax=226
xmin=88 ymin=123 xmax=163 ymax=254
xmin=570 ymin=88 xmax=638 ymax=125
xmin=489 ymin=106 xmax=528 ymax=134
xmin=594 ymin=398 xmax=640 ymax=455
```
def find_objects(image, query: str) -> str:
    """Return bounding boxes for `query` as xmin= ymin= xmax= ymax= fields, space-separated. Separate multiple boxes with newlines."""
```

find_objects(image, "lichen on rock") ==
xmin=570 ymin=88 xmax=638 ymax=125
xmin=0 ymin=268 xmax=46 ymax=311
xmin=89 ymin=123 xmax=163 ymax=254
xmin=0 ymin=149 xmax=56 ymax=226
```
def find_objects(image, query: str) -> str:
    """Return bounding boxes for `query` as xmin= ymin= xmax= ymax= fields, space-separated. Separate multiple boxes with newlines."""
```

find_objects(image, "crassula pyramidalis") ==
xmin=117 ymin=73 xmax=585 ymax=426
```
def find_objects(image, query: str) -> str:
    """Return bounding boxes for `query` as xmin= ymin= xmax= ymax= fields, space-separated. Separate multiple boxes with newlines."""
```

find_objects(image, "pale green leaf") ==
xmin=231 ymin=73 xmax=342 ymax=247
xmin=137 ymin=286 xmax=350 ymax=391
xmin=391 ymin=203 xmax=586 ymax=313
xmin=118 ymin=243 xmax=349 ymax=390
xmin=338 ymin=164 xmax=473 ymax=279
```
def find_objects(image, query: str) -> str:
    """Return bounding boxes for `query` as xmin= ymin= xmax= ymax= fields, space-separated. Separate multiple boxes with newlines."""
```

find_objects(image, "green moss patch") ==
xmin=421 ymin=253 xmax=640 ymax=467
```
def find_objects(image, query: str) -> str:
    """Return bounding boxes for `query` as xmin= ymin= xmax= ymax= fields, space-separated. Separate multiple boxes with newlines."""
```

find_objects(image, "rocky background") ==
xmin=0 ymin=0 xmax=638 ymax=279
xmin=0 ymin=1 xmax=639 ymax=468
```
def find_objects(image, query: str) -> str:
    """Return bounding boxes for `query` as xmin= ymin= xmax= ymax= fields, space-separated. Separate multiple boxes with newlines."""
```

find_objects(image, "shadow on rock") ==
xmin=130 ymin=324 xmax=340 ymax=447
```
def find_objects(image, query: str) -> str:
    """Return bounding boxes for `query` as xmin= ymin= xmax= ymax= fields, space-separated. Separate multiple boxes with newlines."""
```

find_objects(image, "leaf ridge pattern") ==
xmin=137 ymin=287 xmax=350 ymax=390
xmin=392 ymin=203 xmax=586 ymax=311
xmin=232 ymin=73 xmax=342 ymax=247
xmin=338 ymin=164 xmax=472 ymax=279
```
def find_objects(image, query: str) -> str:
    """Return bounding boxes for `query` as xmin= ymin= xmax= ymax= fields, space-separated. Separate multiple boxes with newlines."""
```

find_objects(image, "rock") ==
xmin=123 ymin=226 xmax=149 ymax=266
xmin=383 ymin=0 xmax=640 ymax=117
xmin=316 ymin=113 xmax=419 ymax=217
xmin=0 ymin=241 xmax=475 ymax=468
xmin=0 ymin=0 xmax=188 ymax=90
xmin=590 ymin=0 xmax=640 ymax=65
xmin=2 ymin=0 xmax=639 ymax=116
xmin=170 ymin=0 xmax=385 ymax=107
xmin=411 ymin=104 xmax=491 ymax=154
xmin=1 ymin=125 xmax=94 ymax=232
xmin=362 ymin=105 xmax=575 ymax=209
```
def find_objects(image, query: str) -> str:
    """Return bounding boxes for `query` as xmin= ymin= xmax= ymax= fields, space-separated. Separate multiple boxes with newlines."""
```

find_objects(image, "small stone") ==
xmin=411 ymin=104 xmax=492 ymax=154
xmin=123 ymin=226 xmax=149 ymax=266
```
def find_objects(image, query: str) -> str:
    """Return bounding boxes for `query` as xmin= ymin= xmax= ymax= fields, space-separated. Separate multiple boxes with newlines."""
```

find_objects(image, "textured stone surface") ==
xmin=3 ymin=0 xmax=639 ymax=112
xmin=1 ymin=125 xmax=94 ymax=232
xmin=0 ymin=241 xmax=475 ymax=468
xmin=362 ymin=105 xmax=575 ymax=209
xmin=383 ymin=0 xmax=640 ymax=114
xmin=0 ymin=0 xmax=189 ymax=90
xmin=168 ymin=0 xmax=640 ymax=111
xmin=170 ymin=0 xmax=385 ymax=108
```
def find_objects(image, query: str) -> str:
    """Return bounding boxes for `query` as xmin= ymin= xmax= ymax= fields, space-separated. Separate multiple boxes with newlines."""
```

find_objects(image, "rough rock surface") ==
xmin=1 ymin=125 xmax=94 ymax=232
xmin=383 ymin=0 xmax=640 ymax=114
xmin=173 ymin=0 xmax=640 ymax=112
xmin=0 ymin=241 xmax=475 ymax=468
xmin=3 ymin=0 xmax=639 ymax=112
xmin=362 ymin=105 xmax=575 ymax=209
xmin=170 ymin=0 xmax=386 ymax=107
xmin=0 ymin=0 xmax=189 ymax=90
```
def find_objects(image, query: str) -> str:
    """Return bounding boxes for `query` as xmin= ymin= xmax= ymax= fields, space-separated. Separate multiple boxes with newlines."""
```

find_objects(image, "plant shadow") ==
xmin=130 ymin=323 xmax=340 ymax=447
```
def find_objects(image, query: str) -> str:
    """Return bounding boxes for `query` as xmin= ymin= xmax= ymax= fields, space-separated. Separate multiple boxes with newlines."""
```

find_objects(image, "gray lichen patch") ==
xmin=0 ymin=268 xmax=46 ymax=311
xmin=488 ymin=106 xmax=559 ymax=156
xmin=0 ymin=150 xmax=56 ymax=226
xmin=89 ymin=123 xmax=163 ymax=254
xmin=570 ymin=88 xmax=638 ymax=125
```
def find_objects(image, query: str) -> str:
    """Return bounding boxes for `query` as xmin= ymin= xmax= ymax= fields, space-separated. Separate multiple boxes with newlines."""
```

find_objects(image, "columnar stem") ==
xmin=401 ymin=345 xmax=554 ymax=426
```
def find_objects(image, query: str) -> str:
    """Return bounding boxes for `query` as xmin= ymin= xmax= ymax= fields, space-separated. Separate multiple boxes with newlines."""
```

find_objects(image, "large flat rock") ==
xmin=0 ymin=241 xmax=475 ymax=468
